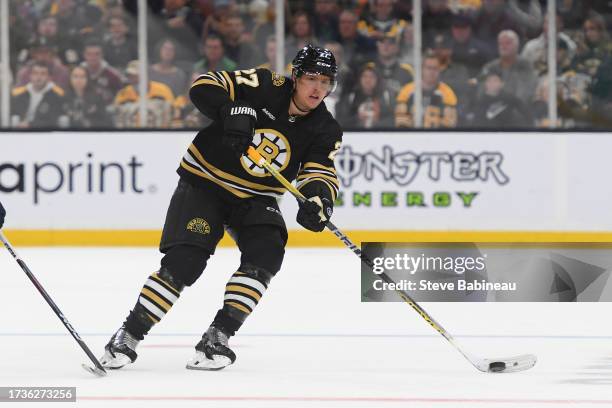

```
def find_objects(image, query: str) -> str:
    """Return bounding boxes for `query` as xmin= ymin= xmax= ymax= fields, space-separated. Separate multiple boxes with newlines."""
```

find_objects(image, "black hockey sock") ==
xmin=123 ymin=270 xmax=183 ymax=340
xmin=212 ymin=270 xmax=269 ymax=336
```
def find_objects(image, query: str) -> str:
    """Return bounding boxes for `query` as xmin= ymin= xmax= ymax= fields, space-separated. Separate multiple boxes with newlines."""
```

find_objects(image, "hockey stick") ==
xmin=246 ymin=146 xmax=536 ymax=373
xmin=0 ymin=231 xmax=107 ymax=377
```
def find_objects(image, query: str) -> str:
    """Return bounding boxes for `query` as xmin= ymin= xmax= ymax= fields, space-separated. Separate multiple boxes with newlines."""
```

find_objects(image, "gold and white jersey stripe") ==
xmin=180 ymin=144 xmax=287 ymax=199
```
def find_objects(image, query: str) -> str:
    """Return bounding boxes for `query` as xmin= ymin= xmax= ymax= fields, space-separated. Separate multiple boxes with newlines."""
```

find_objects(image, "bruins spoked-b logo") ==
xmin=272 ymin=72 xmax=285 ymax=87
xmin=186 ymin=218 xmax=211 ymax=235
xmin=241 ymin=129 xmax=291 ymax=177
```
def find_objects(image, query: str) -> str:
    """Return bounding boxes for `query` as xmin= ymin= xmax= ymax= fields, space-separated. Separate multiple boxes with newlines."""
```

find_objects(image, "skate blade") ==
xmin=82 ymin=363 xmax=107 ymax=377
xmin=99 ymin=352 xmax=133 ymax=370
xmin=186 ymin=353 xmax=232 ymax=371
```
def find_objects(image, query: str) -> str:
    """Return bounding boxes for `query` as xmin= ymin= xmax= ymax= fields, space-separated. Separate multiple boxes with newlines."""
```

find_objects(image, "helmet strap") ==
xmin=291 ymin=94 xmax=312 ymax=114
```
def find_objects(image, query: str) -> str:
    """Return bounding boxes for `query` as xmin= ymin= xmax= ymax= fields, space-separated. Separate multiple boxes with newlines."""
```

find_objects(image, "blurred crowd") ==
xmin=4 ymin=0 xmax=612 ymax=129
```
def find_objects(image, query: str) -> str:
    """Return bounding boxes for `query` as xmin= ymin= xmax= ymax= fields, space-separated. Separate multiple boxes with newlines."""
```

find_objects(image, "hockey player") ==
xmin=100 ymin=45 xmax=342 ymax=371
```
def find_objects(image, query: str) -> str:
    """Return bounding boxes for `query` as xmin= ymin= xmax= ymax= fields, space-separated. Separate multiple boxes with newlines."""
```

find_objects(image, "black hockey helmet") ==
xmin=291 ymin=44 xmax=338 ymax=93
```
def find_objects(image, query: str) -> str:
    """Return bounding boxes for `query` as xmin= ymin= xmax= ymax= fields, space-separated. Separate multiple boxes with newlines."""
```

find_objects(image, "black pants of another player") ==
xmin=123 ymin=179 xmax=287 ymax=340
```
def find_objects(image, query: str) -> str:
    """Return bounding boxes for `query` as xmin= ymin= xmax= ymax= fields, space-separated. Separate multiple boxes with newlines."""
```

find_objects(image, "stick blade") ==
xmin=82 ymin=363 xmax=107 ymax=377
xmin=474 ymin=354 xmax=537 ymax=373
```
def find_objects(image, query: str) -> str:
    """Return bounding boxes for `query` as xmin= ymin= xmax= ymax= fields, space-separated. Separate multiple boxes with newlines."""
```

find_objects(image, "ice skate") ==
xmin=186 ymin=326 xmax=236 ymax=371
xmin=99 ymin=326 xmax=139 ymax=369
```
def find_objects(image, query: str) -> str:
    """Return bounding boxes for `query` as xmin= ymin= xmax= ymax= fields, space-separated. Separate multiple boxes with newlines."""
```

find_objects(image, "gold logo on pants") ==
xmin=186 ymin=218 xmax=211 ymax=235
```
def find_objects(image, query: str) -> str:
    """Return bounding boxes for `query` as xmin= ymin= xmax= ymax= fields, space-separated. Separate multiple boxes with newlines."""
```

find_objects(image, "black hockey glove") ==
xmin=296 ymin=196 xmax=333 ymax=232
xmin=0 ymin=201 xmax=5 ymax=229
xmin=219 ymin=100 xmax=257 ymax=157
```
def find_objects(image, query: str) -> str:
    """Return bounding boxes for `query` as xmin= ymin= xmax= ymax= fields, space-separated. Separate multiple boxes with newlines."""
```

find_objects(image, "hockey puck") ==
xmin=488 ymin=361 xmax=506 ymax=373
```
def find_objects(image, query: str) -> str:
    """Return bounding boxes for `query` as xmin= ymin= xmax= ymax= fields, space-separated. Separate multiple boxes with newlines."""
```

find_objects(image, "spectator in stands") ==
xmin=369 ymin=32 xmax=414 ymax=98
xmin=11 ymin=62 xmax=65 ymax=128
xmin=202 ymin=0 xmax=239 ymax=39
xmin=148 ymin=0 xmax=203 ymax=63
xmin=556 ymin=0 xmax=589 ymax=32
xmin=192 ymin=34 xmax=238 ymax=76
xmin=81 ymin=41 xmax=125 ymax=107
xmin=173 ymin=71 xmax=211 ymax=129
xmin=16 ymin=41 xmax=70 ymax=90
xmin=60 ymin=65 xmax=110 ymax=128
xmin=220 ymin=13 xmax=259 ymax=68
xmin=52 ymin=0 xmax=103 ymax=52
xmin=521 ymin=12 xmax=577 ymax=78
xmin=9 ymin=2 xmax=31 ymax=75
xmin=479 ymin=30 xmax=538 ymax=104
xmin=113 ymin=60 xmax=175 ymax=128
xmin=422 ymin=0 xmax=454 ymax=47
xmin=432 ymin=32 xmax=470 ymax=103
xmin=472 ymin=0 xmax=524 ymax=56
xmin=29 ymin=14 xmax=81 ymax=66
xmin=285 ymin=11 xmax=319 ymax=64
xmin=337 ymin=9 xmax=377 ymax=66
xmin=149 ymin=38 xmax=189 ymax=98
xmin=531 ymin=76 xmax=578 ymax=128
xmin=247 ymin=0 xmax=271 ymax=34
xmin=588 ymin=55 xmax=612 ymax=124
xmin=467 ymin=67 xmax=533 ymax=128
xmin=358 ymin=0 xmax=408 ymax=41
xmin=336 ymin=63 xmax=395 ymax=128
xmin=450 ymin=13 xmax=493 ymax=78
xmin=257 ymin=35 xmax=276 ymax=70
xmin=252 ymin=0 xmax=283 ymax=52
xmin=398 ymin=18 xmax=415 ymax=66
xmin=573 ymin=11 xmax=612 ymax=79
xmin=395 ymin=52 xmax=458 ymax=128
xmin=312 ymin=0 xmax=340 ymax=43
xmin=105 ymin=1 xmax=132 ymax=21
xmin=322 ymin=41 xmax=353 ymax=116
xmin=103 ymin=15 xmax=138 ymax=72
xmin=556 ymin=43 xmax=590 ymax=112
xmin=257 ymin=35 xmax=292 ymax=74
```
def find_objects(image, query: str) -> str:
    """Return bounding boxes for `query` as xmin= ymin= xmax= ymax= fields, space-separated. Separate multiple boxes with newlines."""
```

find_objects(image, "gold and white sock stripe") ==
xmin=138 ymin=273 xmax=181 ymax=323
xmin=223 ymin=271 xmax=268 ymax=315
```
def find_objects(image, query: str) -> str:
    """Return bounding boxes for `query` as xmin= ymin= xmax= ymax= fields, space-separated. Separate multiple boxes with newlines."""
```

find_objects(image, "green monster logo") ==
xmin=335 ymin=191 xmax=479 ymax=208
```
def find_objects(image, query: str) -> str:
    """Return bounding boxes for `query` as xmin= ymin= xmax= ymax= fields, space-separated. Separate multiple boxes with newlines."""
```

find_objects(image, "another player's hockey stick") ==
xmin=246 ymin=146 xmax=536 ymax=373
xmin=0 ymin=231 xmax=107 ymax=377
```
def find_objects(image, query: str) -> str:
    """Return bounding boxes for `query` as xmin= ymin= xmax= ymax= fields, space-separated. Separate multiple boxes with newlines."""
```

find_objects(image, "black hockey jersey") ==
xmin=180 ymin=68 xmax=342 ymax=202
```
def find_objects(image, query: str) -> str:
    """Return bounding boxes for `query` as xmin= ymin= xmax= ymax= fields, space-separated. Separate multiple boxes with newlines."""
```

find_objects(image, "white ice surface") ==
xmin=1 ymin=247 xmax=612 ymax=407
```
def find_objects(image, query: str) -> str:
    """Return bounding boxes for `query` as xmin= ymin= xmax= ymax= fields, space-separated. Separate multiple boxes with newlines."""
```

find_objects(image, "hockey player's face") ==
xmin=295 ymin=73 xmax=332 ymax=109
